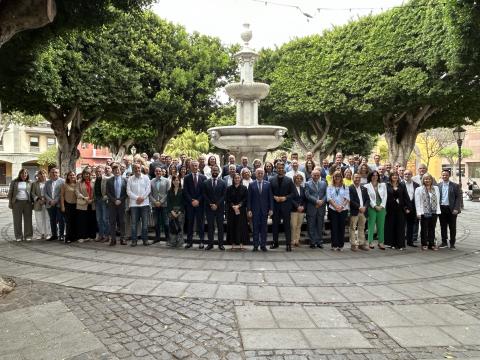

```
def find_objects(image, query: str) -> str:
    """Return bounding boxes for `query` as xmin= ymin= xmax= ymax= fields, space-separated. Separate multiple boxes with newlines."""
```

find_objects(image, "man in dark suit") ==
xmin=183 ymin=160 xmax=207 ymax=248
xmin=202 ymin=165 xmax=227 ymax=250
xmin=248 ymin=168 xmax=273 ymax=252
xmin=438 ymin=170 xmax=461 ymax=250
xmin=148 ymin=153 xmax=163 ymax=179
xmin=346 ymin=156 xmax=358 ymax=175
xmin=349 ymin=174 xmax=370 ymax=251
xmin=305 ymin=169 xmax=327 ymax=248
xmin=222 ymin=155 xmax=238 ymax=178
xmin=106 ymin=163 xmax=128 ymax=246
xmin=269 ymin=162 xmax=296 ymax=251
xmin=403 ymin=169 xmax=420 ymax=247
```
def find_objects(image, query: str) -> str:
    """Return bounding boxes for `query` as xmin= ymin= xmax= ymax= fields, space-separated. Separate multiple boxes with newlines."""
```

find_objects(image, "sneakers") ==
xmin=25 ymin=238 xmax=32 ymax=242
xmin=439 ymin=243 xmax=449 ymax=249
xmin=16 ymin=238 xmax=22 ymax=242
xmin=450 ymin=245 xmax=457 ymax=250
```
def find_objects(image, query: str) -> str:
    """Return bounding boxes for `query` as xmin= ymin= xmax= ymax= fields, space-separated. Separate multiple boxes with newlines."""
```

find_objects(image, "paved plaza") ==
xmin=1 ymin=199 xmax=480 ymax=360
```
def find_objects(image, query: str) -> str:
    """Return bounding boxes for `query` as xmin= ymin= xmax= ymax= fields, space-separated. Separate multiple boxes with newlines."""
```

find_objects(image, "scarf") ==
xmin=422 ymin=186 xmax=437 ymax=216
xmin=85 ymin=179 xmax=93 ymax=199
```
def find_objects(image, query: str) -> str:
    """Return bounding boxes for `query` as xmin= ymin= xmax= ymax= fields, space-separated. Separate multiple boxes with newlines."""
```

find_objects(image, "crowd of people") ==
xmin=7 ymin=150 xmax=462 ymax=252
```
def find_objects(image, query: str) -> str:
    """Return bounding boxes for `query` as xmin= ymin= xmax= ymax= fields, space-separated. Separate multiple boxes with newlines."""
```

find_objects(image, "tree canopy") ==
xmin=0 ymin=10 xmax=233 ymax=173
xmin=257 ymin=0 xmax=480 ymax=164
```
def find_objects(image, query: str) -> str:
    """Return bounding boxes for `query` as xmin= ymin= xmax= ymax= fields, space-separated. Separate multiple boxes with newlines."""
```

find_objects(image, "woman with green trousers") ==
xmin=365 ymin=170 xmax=387 ymax=250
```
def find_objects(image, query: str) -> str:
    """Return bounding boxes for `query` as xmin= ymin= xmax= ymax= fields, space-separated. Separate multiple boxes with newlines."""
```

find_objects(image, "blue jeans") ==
xmin=95 ymin=199 xmax=109 ymax=237
xmin=153 ymin=207 xmax=169 ymax=241
xmin=130 ymin=206 xmax=150 ymax=242
xmin=47 ymin=206 xmax=65 ymax=239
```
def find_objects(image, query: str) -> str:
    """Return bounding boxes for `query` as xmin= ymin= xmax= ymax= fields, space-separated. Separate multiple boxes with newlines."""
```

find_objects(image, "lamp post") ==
xmin=453 ymin=126 xmax=466 ymax=209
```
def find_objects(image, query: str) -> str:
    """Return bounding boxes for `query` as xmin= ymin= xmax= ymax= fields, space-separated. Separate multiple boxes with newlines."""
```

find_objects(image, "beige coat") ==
xmin=31 ymin=181 xmax=47 ymax=211
xmin=75 ymin=181 xmax=96 ymax=211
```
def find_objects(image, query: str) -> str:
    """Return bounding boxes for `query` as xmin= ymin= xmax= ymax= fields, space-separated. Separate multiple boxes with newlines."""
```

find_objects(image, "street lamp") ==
xmin=453 ymin=125 xmax=466 ymax=208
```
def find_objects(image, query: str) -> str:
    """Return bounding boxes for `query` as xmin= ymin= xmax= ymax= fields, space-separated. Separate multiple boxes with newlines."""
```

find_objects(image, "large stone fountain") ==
xmin=208 ymin=24 xmax=287 ymax=161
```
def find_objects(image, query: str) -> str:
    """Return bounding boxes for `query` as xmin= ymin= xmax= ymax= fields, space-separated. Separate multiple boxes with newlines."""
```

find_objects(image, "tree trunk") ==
xmin=383 ymin=106 xmax=437 ymax=167
xmin=110 ymin=139 xmax=133 ymax=163
xmin=0 ymin=0 xmax=56 ymax=47
xmin=155 ymin=126 xmax=178 ymax=154
xmin=46 ymin=106 xmax=99 ymax=175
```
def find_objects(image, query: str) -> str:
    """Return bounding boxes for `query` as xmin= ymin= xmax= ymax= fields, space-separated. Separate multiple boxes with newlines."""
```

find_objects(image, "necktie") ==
xmin=194 ymin=173 xmax=197 ymax=187
xmin=115 ymin=177 xmax=120 ymax=198
xmin=259 ymin=181 xmax=262 ymax=194
xmin=213 ymin=179 xmax=216 ymax=188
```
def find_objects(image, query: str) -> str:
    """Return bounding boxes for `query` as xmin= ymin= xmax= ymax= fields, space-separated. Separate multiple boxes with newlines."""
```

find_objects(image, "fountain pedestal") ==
xmin=208 ymin=24 xmax=286 ymax=161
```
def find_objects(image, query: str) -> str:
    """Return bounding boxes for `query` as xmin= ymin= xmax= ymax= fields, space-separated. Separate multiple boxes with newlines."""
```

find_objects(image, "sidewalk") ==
xmin=1 ymin=199 xmax=480 ymax=360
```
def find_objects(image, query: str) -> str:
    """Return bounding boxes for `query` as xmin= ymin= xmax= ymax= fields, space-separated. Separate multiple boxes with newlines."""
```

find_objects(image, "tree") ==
xmin=257 ymin=0 xmax=480 ymax=165
xmin=0 ymin=0 xmax=153 ymax=47
xmin=0 ymin=104 xmax=43 ymax=144
xmin=164 ymin=129 xmax=210 ymax=159
xmin=83 ymin=119 xmax=156 ymax=162
xmin=37 ymin=146 xmax=58 ymax=167
xmin=439 ymin=146 xmax=473 ymax=180
xmin=416 ymin=128 xmax=455 ymax=168
xmin=0 ymin=11 xmax=232 ymax=174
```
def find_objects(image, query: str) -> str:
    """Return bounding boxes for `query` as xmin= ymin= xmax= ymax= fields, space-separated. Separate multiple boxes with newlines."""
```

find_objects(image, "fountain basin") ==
xmin=225 ymin=82 xmax=270 ymax=101
xmin=208 ymin=125 xmax=287 ymax=161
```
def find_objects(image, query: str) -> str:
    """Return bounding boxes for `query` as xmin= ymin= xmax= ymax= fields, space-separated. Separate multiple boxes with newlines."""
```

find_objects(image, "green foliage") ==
xmin=164 ymin=129 xmax=210 ymax=159
xmin=37 ymin=146 xmax=58 ymax=167
xmin=439 ymin=146 xmax=474 ymax=165
xmin=335 ymin=132 xmax=377 ymax=157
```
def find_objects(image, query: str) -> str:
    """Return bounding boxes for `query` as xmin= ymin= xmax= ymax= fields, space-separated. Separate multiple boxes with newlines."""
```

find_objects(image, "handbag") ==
xmin=169 ymin=216 xmax=181 ymax=235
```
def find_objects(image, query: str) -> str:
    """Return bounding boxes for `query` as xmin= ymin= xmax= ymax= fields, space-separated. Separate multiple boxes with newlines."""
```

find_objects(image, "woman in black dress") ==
xmin=226 ymin=173 xmax=249 ymax=250
xmin=385 ymin=171 xmax=411 ymax=250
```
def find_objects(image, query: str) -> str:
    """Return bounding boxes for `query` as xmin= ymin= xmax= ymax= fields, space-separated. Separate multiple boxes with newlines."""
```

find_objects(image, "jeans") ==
xmin=47 ymin=206 xmax=65 ymax=239
xmin=130 ymin=205 xmax=150 ymax=242
xmin=153 ymin=206 xmax=169 ymax=241
xmin=95 ymin=199 xmax=109 ymax=237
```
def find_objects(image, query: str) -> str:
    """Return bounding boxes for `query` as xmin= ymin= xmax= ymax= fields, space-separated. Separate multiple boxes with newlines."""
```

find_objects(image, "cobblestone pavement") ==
xmin=1 ymin=199 xmax=480 ymax=359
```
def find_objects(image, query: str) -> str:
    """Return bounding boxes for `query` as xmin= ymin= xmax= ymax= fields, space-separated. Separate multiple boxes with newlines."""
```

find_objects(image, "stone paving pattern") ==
xmin=1 ymin=199 xmax=480 ymax=359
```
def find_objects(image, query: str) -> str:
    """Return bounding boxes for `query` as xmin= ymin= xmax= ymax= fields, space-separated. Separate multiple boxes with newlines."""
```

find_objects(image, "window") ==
xmin=468 ymin=162 xmax=480 ymax=179
xmin=30 ymin=136 xmax=39 ymax=147
xmin=47 ymin=137 xmax=56 ymax=147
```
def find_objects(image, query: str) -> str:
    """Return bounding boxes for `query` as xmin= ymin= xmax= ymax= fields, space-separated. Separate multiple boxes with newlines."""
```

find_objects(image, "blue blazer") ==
xmin=247 ymin=180 xmax=273 ymax=216
xmin=183 ymin=172 xmax=207 ymax=206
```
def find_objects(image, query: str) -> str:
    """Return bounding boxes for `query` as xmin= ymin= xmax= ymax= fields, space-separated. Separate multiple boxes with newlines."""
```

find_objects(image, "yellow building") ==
xmin=0 ymin=122 xmax=55 ymax=184
xmin=372 ymin=124 xmax=480 ymax=185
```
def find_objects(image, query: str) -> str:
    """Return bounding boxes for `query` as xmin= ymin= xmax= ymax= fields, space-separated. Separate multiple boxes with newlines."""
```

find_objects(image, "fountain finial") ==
xmin=240 ymin=23 xmax=252 ymax=45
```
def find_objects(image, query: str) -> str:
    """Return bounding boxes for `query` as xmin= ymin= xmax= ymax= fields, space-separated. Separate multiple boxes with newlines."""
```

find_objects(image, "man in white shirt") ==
xmin=286 ymin=160 xmax=306 ymax=186
xmin=127 ymin=163 xmax=151 ymax=246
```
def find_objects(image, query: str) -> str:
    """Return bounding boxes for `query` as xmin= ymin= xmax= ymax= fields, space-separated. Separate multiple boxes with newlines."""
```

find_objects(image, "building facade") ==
xmin=0 ymin=122 xmax=111 ymax=184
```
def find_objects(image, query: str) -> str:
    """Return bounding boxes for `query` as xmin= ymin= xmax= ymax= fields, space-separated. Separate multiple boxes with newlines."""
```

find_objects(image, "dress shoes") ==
xmin=286 ymin=245 xmax=292 ymax=252
xmin=185 ymin=243 xmax=192 ymax=249
xmin=205 ymin=245 xmax=213 ymax=250
xmin=153 ymin=239 xmax=161 ymax=244
xmin=351 ymin=245 xmax=358 ymax=252
xmin=120 ymin=239 xmax=127 ymax=245
xmin=109 ymin=239 xmax=116 ymax=246
xmin=316 ymin=244 xmax=324 ymax=249
xmin=310 ymin=244 xmax=316 ymax=249
xmin=261 ymin=246 xmax=268 ymax=252
xmin=359 ymin=245 xmax=369 ymax=251
xmin=142 ymin=241 xmax=149 ymax=246
xmin=130 ymin=241 xmax=137 ymax=247
xmin=252 ymin=247 xmax=258 ymax=252
xmin=198 ymin=243 xmax=205 ymax=249
xmin=269 ymin=243 xmax=279 ymax=249
xmin=407 ymin=243 xmax=418 ymax=248
xmin=218 ymin=245 xmax=225 ymax=251
xmin=46 ymin=236 xmax=58 ymax=241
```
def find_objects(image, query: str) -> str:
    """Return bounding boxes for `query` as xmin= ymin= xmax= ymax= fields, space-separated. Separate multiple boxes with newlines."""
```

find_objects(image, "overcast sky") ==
xmin=152 ymin=0 xmax=405 ymax=49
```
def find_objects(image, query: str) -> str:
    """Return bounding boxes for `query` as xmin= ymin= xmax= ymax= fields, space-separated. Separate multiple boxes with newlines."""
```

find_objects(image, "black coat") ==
xmin=202 ymin=177 xmax=227 ymax=213
xmin=291 ymin=185 xmax=306 ymax=212
xmin=269 ymin=175 xmax=296 ymax=210
xmin=348 ymin=184 xmax=370 ymax=216
xmin=386 ymin=182 xmax=411 ymax=213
